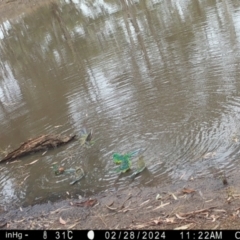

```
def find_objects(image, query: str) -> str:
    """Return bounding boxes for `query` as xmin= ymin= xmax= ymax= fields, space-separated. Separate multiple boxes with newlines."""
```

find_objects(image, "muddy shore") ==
xmin=1 ymin=169 xmax=240 ymax=230
xmin=1 ymin=0 xmax=240 ymax=230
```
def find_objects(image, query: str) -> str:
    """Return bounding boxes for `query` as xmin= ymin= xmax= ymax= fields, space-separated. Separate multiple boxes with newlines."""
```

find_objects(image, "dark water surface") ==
xmin=1 ymin=0 xmax=240 ymax=208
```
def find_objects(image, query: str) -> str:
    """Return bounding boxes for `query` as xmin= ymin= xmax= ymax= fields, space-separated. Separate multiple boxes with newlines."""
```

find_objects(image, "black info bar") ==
xmin=0 ymin=230 xmax=239 ymax=240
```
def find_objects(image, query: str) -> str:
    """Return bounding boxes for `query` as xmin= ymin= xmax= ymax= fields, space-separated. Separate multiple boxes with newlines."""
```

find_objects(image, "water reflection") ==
xmin=1 ymin=0 xmax=240 ymax=208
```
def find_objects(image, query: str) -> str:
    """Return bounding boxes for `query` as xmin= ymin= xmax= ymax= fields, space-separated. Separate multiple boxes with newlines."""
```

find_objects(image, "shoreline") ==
xmin=1 ymin=173 xmax=240 ymax=229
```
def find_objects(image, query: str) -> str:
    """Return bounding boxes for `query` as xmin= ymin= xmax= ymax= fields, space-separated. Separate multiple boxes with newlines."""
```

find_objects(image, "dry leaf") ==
xmin=83 ymin=199 xmax=97 ymax=207
xmin=134 ymin=223 xmax=150 ymax=229
xmin=174 ymin=223 xmax=193 ymax=230
xmin=25 ymin=159 xmax=39 ymax=166
xmin=20 ymin=174 xmax=30 ymax=185
xmin=213 ymin=209 xmax=226 ymax=213
xmin=152 ymin=202 xmax=170 ymax=211
xmin=68 ymin=222 xmax=79 ymax=229
xmin=205 ymin=199 xmax=213 ymax=203
xmin=153 ymin=219 xmax=162 ymax=224
xmin=156 ymin=194 xmax=162 ymax=200
xmin=106 ymin=201 xmax=114 ymax=207
xmin=232 ymin=194 xmax=240 ymax=197
xmin=171 ymin=193 xmax=178 ymax=200
xmin=0 ymin=221 xmax=7 ymax=228
xmin=73 ymin=199 xmax=97 ymax=207
xmin=105 ymin=205 xmax=118 ymax=211
xmin=210 ymin=215 xmax=217 ymax=222
xmin=119 ymin=208 xmax=132 ymax=213
xmin=176 ymin=213 xmax=187 ymax=220
xmin=203 ymin=152 xmax=216 ymax=159
xmin=59 ymin=217 xmax=66 ymax=225
xmin=213 ymin=223 xmax=220 ymax=229
xmin=180 ymin=207 xmax=214 ymax=217
xmin=9 ymin=160 xmax=20 ymax=164
xmin=198 ymin=190 xmax=205 ymax=199
xmin=165 ymin=217 xmax=175 ymax=223
xmin=14 ymin=219 xmax=25 ymax=223
xmin=42 ymin=151 xmax=47 ymax=156
xmin=139 ymin=199 xmax=150 ymax=206
xmin=182 ymin=188 xmax=195 ymax=194
xmin=50 ymin=206 xmax=69 ymax=214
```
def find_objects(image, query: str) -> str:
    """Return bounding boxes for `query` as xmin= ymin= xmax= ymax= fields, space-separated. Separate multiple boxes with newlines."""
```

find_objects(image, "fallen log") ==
xmin=0 ymin=134 xmax=76 ymax=163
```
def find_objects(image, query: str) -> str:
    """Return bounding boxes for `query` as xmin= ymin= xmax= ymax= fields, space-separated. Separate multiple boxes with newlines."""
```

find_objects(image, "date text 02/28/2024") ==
xmin=104 ymin=231 xmax=225 ymax=240
xmin=105 ymin=231 xmax=165 ymax=240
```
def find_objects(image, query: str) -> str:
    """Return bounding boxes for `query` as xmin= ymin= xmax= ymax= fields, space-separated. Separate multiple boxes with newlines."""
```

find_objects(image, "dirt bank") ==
xmin=1 ymin=172 xmax=240 ymax=230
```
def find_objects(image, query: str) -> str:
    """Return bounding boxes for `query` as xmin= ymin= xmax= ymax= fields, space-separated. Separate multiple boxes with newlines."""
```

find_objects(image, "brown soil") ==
xmin=1 ymin=0 xmax=240 ymax=230
xmin=1 ymin=171 xmax=240 ymax=230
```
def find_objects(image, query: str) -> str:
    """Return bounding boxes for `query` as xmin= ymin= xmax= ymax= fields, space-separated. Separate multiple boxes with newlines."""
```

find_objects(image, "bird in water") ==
xmin=79 ymin=128 xmax=94 ymax=147
xmin=113 ymin=149 xmax=147 ymax=173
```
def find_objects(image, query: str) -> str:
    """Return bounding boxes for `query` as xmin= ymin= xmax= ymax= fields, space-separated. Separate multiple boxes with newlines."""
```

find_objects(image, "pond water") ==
xmin=1 ymin=0 xmax=240 ymax=209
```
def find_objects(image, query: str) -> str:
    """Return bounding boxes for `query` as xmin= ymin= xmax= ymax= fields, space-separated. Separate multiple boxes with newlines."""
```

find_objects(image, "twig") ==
xmin=67 ymin=219 xmax=81 ymax=229
xmin=98 ymin=214 xmax=107 ymax=227
xmin=180 ymin=207 xmax=216 ymax=217
xmin=120 ymin=194 xmax=132 ymax=209
xmin=50 ymin=207 xmax=72 ymax=214
xmin=20 ymin=174 xmax=30 ymax=185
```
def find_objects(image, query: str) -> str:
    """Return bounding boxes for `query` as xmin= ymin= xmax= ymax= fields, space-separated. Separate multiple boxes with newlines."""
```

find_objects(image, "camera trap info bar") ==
xmin=0 ymin=230 xmax=237 ymax=240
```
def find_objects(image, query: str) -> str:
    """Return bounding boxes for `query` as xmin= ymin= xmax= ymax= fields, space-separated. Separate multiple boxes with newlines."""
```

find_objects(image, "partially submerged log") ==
xmin=0 ymin=134 xmax=76 ymax=163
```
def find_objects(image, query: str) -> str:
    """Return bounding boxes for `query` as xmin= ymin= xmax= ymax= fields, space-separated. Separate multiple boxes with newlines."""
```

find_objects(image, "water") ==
xmin=1 ymin=0 xmax=240 ymax=208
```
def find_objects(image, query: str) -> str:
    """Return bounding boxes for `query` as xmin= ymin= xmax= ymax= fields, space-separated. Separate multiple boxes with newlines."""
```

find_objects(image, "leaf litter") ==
xmin=126 ymin=185 xmax=230 ymax=230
